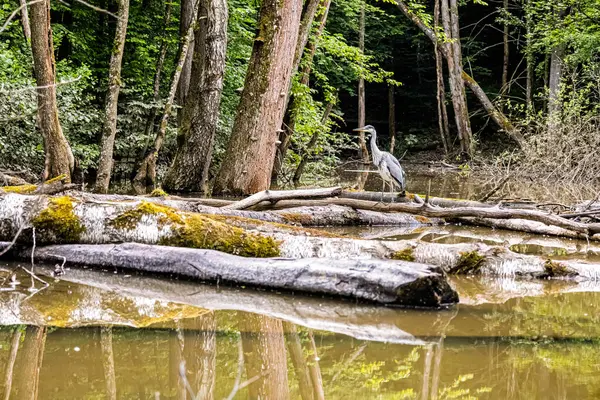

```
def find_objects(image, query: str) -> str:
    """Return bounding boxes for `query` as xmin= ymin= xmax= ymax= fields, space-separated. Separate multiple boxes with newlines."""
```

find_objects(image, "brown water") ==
xmin=2 ymin=264 xmax=600 ymax=399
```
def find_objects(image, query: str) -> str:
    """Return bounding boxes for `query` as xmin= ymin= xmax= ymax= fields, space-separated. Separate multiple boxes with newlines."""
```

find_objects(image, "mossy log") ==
xmin=17 ymin=242 xmax=459 ymax=307
xmin=1 ymin=193 xmax=599 ymax=280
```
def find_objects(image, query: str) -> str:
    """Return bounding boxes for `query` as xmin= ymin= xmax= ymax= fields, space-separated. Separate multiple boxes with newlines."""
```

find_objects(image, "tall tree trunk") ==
xmin=388 ymin=85 xmax=396 ymax=153
xmin=547 ymin=44 xmax=565 ymax=129
xmin=100 ymin=327 xmax=117 ymax=400
xmin=395 ymin=0 xmax=524 ymax=148
xmin=239 ymin=313 xmax=290 ymax=399
xmin=162 ymin=0 xmax=228 ymax=193
xmin=19 ymin=0 xmax=31 ymax=42
xmin=138 ymin=2 xmax=172 ymax=165
xmin=271 ymin=0 xmax=332 ymax=185
xmin=356 ymin=1 xmax=369 ymax=190
xmin=292 ymin=99 xmax=335 ymax=186
xmin=500 ymin=0 xmax=510 ymax=109
xmin=525 ymin=0 xmax=533 ymax=113
xmin=434 ymin=0 xmax=450 ymax=154
xmin=12 ymin=326 xmax=46 ymax=400
xmin=177 ymin=0 xmax=196 ymax=111
xmin=94 ymin=0 xmax=130 ymax=193
xmin=132 ymin=1 xmax=200 ymax=194
xmin=214 ymin=0 xmax=303 ymax=195
xmin=305 ymin=331 xmax=325 ymax=400
xmin=442 ymin=0 xmax=473 ymax=157
xmin=30 ymin=0 xmax=74 ymax=182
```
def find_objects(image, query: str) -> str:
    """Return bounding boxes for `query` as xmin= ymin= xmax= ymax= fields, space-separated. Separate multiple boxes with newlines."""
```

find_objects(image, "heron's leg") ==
xmin=381 ymin=179 xmax=385 ymax=202
xmin=390 ymin=182 xmax=395 ymax=203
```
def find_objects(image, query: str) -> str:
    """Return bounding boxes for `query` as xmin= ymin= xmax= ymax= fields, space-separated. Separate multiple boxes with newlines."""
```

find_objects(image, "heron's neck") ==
xmin=370 ymin=132 xmax=382 ymax=161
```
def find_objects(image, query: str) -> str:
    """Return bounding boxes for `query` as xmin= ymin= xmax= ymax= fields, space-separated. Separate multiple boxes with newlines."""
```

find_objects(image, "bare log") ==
xmin=0 ymin=172 xmax=30 ymax=186
xmin=22 ymin=242 xmax=459 ymax=307
xmin=223 ymin=187 xmax=343 ymax=210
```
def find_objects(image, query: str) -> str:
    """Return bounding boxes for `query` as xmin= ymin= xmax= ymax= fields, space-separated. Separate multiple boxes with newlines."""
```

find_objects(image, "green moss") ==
xmin=208 ymin=214 xmax=341 ymax=238
xmin=449 ymin=250 xmax=485 ymax=275
xmin=45 ymin=174 xmax=67 ymax=184
xmin=390 ymin=247 xmax=416 ymax=262
xmin=543 ymin=260 xmax=578 ymax=278
xmin=149 ymin=188 xmax=168 ymax=197
xmin=2 ymin=184 xmax=37 ymax=194
xmin=110 ymin=201 xmax=184 ymax=230
xmin=162 ymin=214 xmax=280 ymax=258
xmin=32 ymin=196 xmax=85 ymax=242
xmin=110 ymin=202 xmax=280 ymax=258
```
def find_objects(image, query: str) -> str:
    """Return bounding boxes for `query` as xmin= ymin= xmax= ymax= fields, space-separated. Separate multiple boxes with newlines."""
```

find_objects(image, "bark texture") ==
xmin=132 ymin=2 xmax=200 ymax=193
xmin=12 ymin=326 xmax=46 ymax=400
xmin=356 ymin=1 xmax=370 ymax=190
xmin=441 ymin=0 xmax=472 ymax=156
xmin=434 ymin=0 xmax=450 ymax=154
xmin=19 ymin=0 xmax=31 ymax=42
xmin=95 ymin=0 xmax=130 ymax=193
xmin=162 ymin=0 xmax=228 ymax=193
xmin=29 ymin=0 xmax=74 ymax=182
xmin=271 ymin=0 xmax=332 ymax=184
xmin=214 ymin=0 xmax=303 ymax=195
xmin=176 ymin=0 xmax=196 ymax=107
xmin=388 ymin=86 xmax=396 ymax=153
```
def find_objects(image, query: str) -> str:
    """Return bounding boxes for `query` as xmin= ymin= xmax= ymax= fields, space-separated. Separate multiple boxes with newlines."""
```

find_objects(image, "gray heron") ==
xmin=353 ymin=125 xmax=406 ymax=200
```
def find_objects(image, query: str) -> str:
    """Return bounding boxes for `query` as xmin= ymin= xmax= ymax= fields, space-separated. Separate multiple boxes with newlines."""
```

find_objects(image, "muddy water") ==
xmin=2 ymin=265 xmax=600 ymax=399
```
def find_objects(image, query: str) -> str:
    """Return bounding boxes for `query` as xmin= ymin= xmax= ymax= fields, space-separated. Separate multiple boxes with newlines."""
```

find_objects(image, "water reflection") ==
xmin=2 ymin=267 xmax=600 ymax=398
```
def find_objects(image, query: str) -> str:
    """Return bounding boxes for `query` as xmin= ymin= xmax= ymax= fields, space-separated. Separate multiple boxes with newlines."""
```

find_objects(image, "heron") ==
xmin=353 ymin=125 xmax=406 ymax=201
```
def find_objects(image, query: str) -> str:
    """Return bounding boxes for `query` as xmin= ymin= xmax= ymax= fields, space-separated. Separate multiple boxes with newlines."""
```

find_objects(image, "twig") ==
xmin=31 ymin=227 xmax=36 ymax=272
xmin=57 ymin=0 xmax=120 ymax=20
xmin=0 ymin=225 xmax=25 ymax=258
xmin=478 ymin=174 xmax=511 ymax=202
xmin=0 ymin=76 xmax=82 ymax=94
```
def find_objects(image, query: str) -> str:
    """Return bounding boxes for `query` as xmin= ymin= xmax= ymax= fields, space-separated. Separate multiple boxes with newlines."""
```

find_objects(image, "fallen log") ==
xmin=16 ymin=243 xmax=459 ymax=307
xmin=1 ymin=193 xmax=599 ymax=280
xmin=223 ymin=187 xmax=343 ymax=210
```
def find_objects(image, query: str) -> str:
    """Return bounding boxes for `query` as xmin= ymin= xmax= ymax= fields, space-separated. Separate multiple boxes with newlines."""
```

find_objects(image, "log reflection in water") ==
xmin=306 ymin=330 xmax=325 ymax=400
xmin=185 ymin=313 xmax=216 ymax=400
xmin=284 ymin=322 xmax=314 ymax=400
xmin=2 ymin=328 xmax=22 ymax=400
xmin=12 ymin=326 xmax=46 ymax=400
xmin=239 ymin=312 xmax=290 ymax=399
xmin=101 ymin=326 xmax=117 ymax=400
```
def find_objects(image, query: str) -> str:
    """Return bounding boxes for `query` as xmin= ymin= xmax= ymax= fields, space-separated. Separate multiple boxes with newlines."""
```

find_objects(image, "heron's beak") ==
xmin=353 ymin=127 xmax=368 ymax=132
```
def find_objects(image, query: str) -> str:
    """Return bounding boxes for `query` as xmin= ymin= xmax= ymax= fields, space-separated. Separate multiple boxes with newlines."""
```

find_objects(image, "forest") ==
xmin=0 ymin=0 xmax=598 ymax=194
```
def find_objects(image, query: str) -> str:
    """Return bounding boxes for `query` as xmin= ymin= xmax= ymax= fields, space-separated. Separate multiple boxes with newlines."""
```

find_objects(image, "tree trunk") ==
xmin=547 ymin=44 xmax=565 ymax=130
xmin=239 ymin=313 xmax=290 ymax=400
xmin=94 ymin=0 xmax=130 ymax=193
xmin=395 ymin=0 xmax=524 ymax=148
xmin=434 ymin=0 xmax=450 ymax=154
xmin=162 ymin=0 xmax=228 ymax=193
xmin=292 ymin=100 xmax=335 ymax=186
xmin=305 ymin=331 xmax=325 ymax=400
xmin=271 ymin=0 xmax=332 ymax=185
xmin=176 ymin=0 xmax=196 ymax=109
xmin=29 ymin=0 xmax=74 ymax=182
xmin=214 ymin=0 xmax=303 ymax=195
xmin=138 ymin=3 xmax=172 ymax=166
xmin=525 ymin=0 xmax=533 ymax=113
xmin=356 ymin=1 xmax=370 ymax=190
xmin=388 ymin=85 xmax=396 ymax=153
xmin=12 ymin=326 xmax=46 ymax=400
xmin=441 ymin=0 xmax=473 ymax=157
xmin=500 ymin=0 xmax=510 ymax=108
xmin=132 ymin=2 xmax=200 ymax=194
xmin=19 ymin=0 xmax=31 ymax=42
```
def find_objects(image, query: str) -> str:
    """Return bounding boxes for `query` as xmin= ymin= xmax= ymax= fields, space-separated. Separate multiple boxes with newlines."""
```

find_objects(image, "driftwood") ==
xmin=17 ymin=242 xmax=459 ymax=307
xmin=223 ymin=187 xmax=343 ymax=210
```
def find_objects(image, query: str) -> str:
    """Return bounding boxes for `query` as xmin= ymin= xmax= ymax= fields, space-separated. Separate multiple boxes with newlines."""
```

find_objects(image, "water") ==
xmin=2 ymin=264 xmax=600 ymax=399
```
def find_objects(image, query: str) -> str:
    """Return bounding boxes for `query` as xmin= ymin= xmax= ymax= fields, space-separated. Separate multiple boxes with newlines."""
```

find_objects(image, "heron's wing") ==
xmin=382 ymin=152 xmax=405 ymax=189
